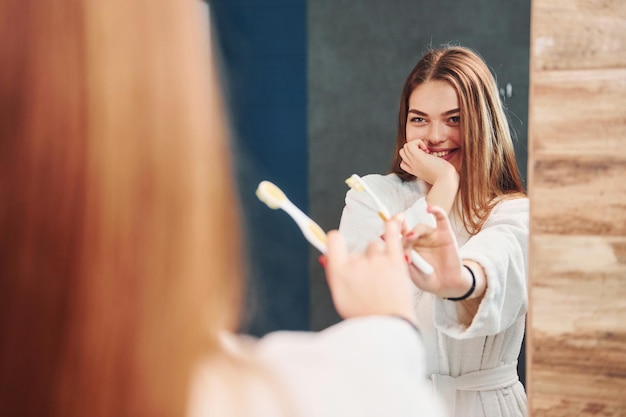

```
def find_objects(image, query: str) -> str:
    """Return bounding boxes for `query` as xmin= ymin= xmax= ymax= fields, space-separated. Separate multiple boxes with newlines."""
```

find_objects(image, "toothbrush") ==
xmin=345 ymin=174 xmax=434 ymax=276
xmin=256 ymin=180 xmax=328 ymax=254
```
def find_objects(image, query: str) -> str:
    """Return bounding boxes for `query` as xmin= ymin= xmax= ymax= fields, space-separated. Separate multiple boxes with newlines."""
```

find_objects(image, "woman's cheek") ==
xmin=452 ymin=130 xmax=462 ymax=146
xmin=406 ymin=131 xmax=423 ymax=142
xmin=405 ymin=126 xmax=422 ymax=143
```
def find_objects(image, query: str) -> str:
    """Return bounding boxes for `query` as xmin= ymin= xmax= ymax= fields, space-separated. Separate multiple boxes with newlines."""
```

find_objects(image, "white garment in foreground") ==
xmin=339 ymin=173 xmax=529 ymax=417
xmin=189 ymin=316 xmax=447 ymax=417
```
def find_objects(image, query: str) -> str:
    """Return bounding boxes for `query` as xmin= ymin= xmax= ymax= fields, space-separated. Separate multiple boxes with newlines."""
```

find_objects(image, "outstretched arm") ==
xmin=403 ymin=206 xmax=488 ymax=316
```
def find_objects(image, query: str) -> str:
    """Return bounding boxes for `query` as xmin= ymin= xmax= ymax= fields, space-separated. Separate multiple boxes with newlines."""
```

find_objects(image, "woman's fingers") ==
xmin=324 ymin=230 xmax=348 ymax=287
xmin=389 ymin=213 xmax=409 ymax=233
xmin=382 ymin=219 xmax=403 ymax=259
xmin=365 ymin=240 xmax=386 ymax=257
xmin=391 ymin=212 xmax=406 ymax=226
xmin=404 ymin=223 xmax=434 ymax=246
xmin=426 ymin=204 xmax=447 ymax=220
xmin=426 ymin=205 xmax=455 ymax=234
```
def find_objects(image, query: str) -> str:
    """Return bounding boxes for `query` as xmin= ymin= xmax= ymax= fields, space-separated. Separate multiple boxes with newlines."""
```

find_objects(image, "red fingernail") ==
xmin=380 ymin=234 xmax=385 ymax=241
xmin=404 ymin=255 xmax=410 ymax=263
xmin=318 ymin=255 xmax=327 ymax=268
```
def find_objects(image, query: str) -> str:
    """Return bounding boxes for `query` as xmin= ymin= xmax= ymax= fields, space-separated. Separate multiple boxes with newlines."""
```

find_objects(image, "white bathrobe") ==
xmin=339 ymin=174 xmax=528 ymax=417
xmin=188 ymin=317 xmax=447 ymax=417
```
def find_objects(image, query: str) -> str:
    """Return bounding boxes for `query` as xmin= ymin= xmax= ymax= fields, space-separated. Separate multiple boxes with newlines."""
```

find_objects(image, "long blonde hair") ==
xmin=0 ymin=1 xmax=242 ymax=416
xmin=390 ymin=45 xmax=525 ymax=235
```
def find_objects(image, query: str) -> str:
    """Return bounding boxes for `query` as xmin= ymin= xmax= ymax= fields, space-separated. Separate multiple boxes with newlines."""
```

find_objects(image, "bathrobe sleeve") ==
xmin=339 ymin=174 xmax=431 ymax=253
xmin=252 ymin=316 xmax=447 ymax=417
xmin=339 ymin=186 xmax=386 ymax=253
xmin=433 ymin=198 xmax=529 ymax=339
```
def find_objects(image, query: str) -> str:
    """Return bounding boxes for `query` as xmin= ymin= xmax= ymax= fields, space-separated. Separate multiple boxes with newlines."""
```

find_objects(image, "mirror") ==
xmin=308 ymin=1 xmax=531 ymax=388
xmin=208 ymin=0 xmax=531 ymax=388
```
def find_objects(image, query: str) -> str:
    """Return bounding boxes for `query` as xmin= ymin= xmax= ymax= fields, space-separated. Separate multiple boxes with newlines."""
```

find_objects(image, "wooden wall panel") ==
xmin=532 ymin=0 xmax=626 ymax=71
xmin=532 ymin=155 xmax=626 ymax=236
xmin=531 ymin=69 xmax=626 ymax=155
xmin=528 ymin=0 xmax=626 ymax=416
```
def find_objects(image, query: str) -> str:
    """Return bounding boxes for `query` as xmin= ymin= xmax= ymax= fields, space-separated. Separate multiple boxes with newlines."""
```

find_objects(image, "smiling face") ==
xmin=405 ymin=80 xmax=462 ymax=172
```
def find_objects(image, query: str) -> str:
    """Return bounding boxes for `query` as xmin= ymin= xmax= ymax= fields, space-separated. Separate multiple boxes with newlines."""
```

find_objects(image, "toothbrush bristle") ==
xmin=345 ymin=174 xmax=364 ymax=191
xmin=256 ymin=181 xmax=286 ymax=209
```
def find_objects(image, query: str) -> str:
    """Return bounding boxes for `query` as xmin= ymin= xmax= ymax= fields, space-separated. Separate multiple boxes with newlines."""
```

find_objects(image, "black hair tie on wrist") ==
xmin=446 ymin=264 xmax=476 ymax=301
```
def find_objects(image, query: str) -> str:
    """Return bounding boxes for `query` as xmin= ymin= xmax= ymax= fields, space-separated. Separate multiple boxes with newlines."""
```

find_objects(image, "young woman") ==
xmin=0 ymin=1 xmax=446 ymax=417
xmin=339 ymin=45 xmax=529 ymax=417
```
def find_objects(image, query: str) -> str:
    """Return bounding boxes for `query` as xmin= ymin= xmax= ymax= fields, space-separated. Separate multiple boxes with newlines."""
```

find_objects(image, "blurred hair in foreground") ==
xmin=0 ymin=1 xmax=242 ymax=416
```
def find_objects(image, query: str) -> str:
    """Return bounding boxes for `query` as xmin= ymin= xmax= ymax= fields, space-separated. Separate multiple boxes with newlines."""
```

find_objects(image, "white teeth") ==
xmin=432 ymin=150 xmax=451 ymax=157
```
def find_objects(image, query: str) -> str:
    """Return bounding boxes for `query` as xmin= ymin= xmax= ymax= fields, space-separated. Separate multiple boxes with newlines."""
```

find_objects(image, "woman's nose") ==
xmin=426 ymin=123 xmax=445 ymax=145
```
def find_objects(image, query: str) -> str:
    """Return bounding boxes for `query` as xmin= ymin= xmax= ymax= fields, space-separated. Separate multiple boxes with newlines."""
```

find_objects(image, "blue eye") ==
xmin=449 ymin=116 xmax=460 ymax=123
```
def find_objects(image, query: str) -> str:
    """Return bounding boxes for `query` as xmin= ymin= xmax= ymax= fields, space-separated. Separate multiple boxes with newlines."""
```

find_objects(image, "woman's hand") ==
xmin=399 ymin=140 xmax=459 ymax=214
xmin=403 ymin=206 xmax=476 ymax=300
xmin=399 ymin=140 xmax=455 ymax=185
xmin=322 ymin=219 xmax=417 ymax=326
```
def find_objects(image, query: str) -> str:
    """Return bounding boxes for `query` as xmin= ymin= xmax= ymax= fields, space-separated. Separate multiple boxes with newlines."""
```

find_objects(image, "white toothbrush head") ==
xmin=256 ymin=180 xmax=328 ymax=253
xmin=344 ymin=174 xmax=433 ymax=275
xmin=256 ymin=180 xmax=287 ymax=209
xmin=345 ymin=173 xmax=391 ymax=221
xmin=345 ymin=174 xmax=365 ymax=192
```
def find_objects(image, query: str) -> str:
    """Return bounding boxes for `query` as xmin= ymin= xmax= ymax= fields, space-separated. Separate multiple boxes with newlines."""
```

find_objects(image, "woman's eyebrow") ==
xmin=443 ymin=108 xmax=460 ymax=116
xmin=408 ymin=108 xmax=460 ymax=116
xmin=408 ymin=109 xmax=427 ymax=116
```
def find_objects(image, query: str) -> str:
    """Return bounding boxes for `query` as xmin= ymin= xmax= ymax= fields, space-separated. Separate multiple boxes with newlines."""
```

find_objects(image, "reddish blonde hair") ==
xmin=390 ymin=45 xmax=525 ymax=234
xmin=0 ymin=1 xmax=242 ymax=416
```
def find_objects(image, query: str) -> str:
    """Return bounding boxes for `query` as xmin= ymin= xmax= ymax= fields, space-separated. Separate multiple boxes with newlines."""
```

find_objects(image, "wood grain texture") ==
xmin=530 ymin=69 xmax=626 ymax=156
xmin=529 ymin=0 xmax=626 ymax=415
xmin=530 ymin=155 xmax=626 ymax=235
xmin=530 ymin=235 xmax=626 ymax=334
xmin=532 ymin=369 xmax=626 ymax=417
xmin=532 ymin=0 xmax=626 ymax=71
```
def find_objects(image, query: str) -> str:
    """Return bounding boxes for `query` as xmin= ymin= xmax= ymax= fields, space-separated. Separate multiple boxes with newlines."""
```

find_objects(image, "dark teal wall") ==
xmin=209 ymin=0 xmax=309 ymax=336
